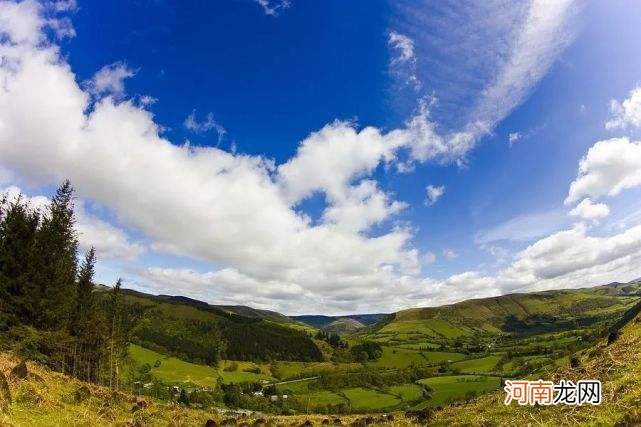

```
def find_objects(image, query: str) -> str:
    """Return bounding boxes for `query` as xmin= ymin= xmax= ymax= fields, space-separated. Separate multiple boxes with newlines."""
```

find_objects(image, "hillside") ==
xmin=3 ymin=304 xmax=641 ymax=426
xmin=102 ymin=288 xmax=323 ymax=363
xmin=323 ymin=318 xmax=366 ymax=334
xmin=431 ymin=301 xmax=641 ymax=425
xmin=292 ymin=314 xmax=390 ymax=330
xmin=364 ymin=281 xmax=641 ymax=349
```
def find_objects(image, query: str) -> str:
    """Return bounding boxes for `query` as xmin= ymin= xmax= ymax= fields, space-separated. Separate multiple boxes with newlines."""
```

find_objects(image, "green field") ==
xmin=366 ymin=347 xmax=427 ymax=368
xmin=341 ymin=387 xmax=401 ymax=410
xmin=387 ymin=383 xmax=425 ymax=402
xmin=416 ymin=375 xmax=501 ymax=408
xmin=128 ymin=344 xmax=275 ymax=386
xmin=451 ymin=355 xmax=501 ymax=374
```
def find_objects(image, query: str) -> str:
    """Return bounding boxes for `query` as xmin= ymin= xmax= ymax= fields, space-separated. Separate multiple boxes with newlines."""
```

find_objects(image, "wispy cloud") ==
xmin=184 ymin=110 xmax=227 ymax=143
xmin=388 ymin=31 xmax=421 ymax=90
xmin=476 ymin=209 xmax=568 ymax=244
xmin=255 ymin=0 xmax=291 ymax=17
xmin=391 ymin=0 xmax=580 ymax=152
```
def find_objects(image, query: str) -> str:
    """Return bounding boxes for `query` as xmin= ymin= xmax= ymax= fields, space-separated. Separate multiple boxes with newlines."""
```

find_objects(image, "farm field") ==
xmin=450 ymin=355 xmax=501 ymax=374
xmin=128 ymin=344 xmax=275 ymax=386
xmin=341 ymin=387 xmax=401 ymax=411
xmin=387 ymin=384 xmax=425 ymax=402
xmin=415 ymin=375 xmax=501 ymax=408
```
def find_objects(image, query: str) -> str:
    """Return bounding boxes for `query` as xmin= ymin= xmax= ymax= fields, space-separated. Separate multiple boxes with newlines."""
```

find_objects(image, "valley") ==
xmin=117 ymin=281 xmax=641 ymax=414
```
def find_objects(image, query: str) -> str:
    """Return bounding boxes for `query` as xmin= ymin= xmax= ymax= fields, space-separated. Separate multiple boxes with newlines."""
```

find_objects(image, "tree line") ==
xmin=0 ymin=181 xmax=139 ymax=389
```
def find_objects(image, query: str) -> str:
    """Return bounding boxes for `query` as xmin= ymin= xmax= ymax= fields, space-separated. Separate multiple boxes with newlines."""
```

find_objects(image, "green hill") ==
xmin=364 ymin=281 xmax=641 ymax=349
xmin=98 ymin=288 xmax=323 ymax=363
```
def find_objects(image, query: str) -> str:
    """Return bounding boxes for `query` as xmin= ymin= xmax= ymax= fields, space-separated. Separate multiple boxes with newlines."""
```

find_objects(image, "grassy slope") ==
xmin=3 ymin=305 xmax=641 ymax=426
xmin=432 ymin=309 xmax=641 ymax=426
xmin=128 ymin=344 xmax=275 ymax=386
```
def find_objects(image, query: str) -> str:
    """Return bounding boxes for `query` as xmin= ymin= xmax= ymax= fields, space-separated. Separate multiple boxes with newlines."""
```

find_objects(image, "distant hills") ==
xmin=291 ymin=314 xmax=391 ymax=331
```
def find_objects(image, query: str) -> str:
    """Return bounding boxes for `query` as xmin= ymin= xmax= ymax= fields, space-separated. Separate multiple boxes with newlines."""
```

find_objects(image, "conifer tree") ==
xmin=32 ymin=180 xmax=78 ymax=330
xmin=0 ymin=194 xmax=40 ymax=326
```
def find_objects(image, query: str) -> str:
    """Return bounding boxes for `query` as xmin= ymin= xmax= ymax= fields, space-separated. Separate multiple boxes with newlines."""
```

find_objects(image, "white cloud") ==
xmin=470 ymin=0 xmax=577 ymax=136
xmin=75 ymin=202 xmax=145 ymax=261
xmin=508 ymin=132 xmax=521 ymax=146
xmin=389 ymin=31 xmax=415 ymax=64
xmin=255 ymin=0 xmax=290 ymax=17
xmin=475 ymin=209 xmax=568 ymax=244
xmin=435 ymin=223 xmax=641 ymax=303
xmin=0 ymin=2 xmax=427 ymax=313
xmin=566 ymin=138 xmax=641 ymax=205
xmin=86 ymin=62 xmax=136 ymax=98
xmin=394 ymin=0 xmax=578 ymax=152
xmin=184 ymin=110 xmax=227 ymax=143
xmin=425 ymin=184 xmax=445 ymax=206
xmin=606 ymin=86 xmax=641 ymax=130
xmin=569 ymin=198 xmax=610 ymax=221
xmin=388 ymin=31 xmax=420 ymax=91
xmin=1 ymin=185 xmax=143 ymax=261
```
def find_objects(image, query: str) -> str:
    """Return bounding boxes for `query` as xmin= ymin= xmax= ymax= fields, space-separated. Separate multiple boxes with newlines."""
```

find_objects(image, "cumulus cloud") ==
xmin=75 ymin=202 xmax=145 ymax=261
xmin=1 ymin=186 xmax=144 ymax=261
xmin=0 ymin=1 xmax=428 ymax=313
xmin=1 ymin=0 xmax=636 ymax=314
xmin=569 ymin=198 xmax=610 ymax=221
xmin=606 ymin=86 xmax=641 ymax=130
xmin=184 ymin=110 xmax=227 ymax=143
xmin=86 ymin=62 xmax=136 ymax=98
xmin=566 ymin=138 xmax=641 ymax=205
xmin=425 ymin=184 xmax=444 ymax=206
xmin=438 ymin=223 xmax=641 ymax=303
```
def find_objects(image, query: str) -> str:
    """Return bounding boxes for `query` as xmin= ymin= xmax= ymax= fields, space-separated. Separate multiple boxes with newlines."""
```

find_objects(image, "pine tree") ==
xmin=0 ymin=194 xmax=40 ymax=326
xmin=107 ymin=278 xmax=123 ymax=390
xmin=72 ymin=247 xmax=96 ymax=336
xmin=32 ymin=180 xmax=78 ymax=330
xmin=71 ymin=247 xmax=106 ymax=381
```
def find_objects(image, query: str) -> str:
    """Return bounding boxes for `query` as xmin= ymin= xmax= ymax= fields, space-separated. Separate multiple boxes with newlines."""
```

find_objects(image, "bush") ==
xmin=350 ymin=342 xmax=383 ymax=362
xmin=223 ymin=362 xmax=239 ymax=372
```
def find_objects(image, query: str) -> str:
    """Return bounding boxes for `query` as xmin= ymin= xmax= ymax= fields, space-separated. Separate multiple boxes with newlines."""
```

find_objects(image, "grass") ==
xmin=301 ymin=390 xmax=348 ymax=407
xmin=416 ymin=375 xmax=501 ymax=408
xmin=341 ymin=387 xmax=401 ymax=411
xmin=367 ymin=347 xmax=428 ymax=369
xmin=450 ymin=355 xmax=501 ymax=374
xmin=432 ymin=311 xmax=641 ymax=426
xmin=387 ymin=384 xmax=424 ymax=402
xmin=128 ymin=344 xmax=274 ymax=386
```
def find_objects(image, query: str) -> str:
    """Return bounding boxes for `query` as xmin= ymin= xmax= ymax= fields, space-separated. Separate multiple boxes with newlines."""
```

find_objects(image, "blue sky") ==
xmin=1 ymin=0 xmax=641 ymax=314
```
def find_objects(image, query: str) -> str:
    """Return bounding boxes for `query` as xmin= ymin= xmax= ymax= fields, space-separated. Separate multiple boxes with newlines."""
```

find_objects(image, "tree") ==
xmin=32 ymin=180 xmax=78 ymax=330
xmin=0 ymin=194 xmax=40 ymax=326
xmin=72 ymin=247 xmax=96 ymax=336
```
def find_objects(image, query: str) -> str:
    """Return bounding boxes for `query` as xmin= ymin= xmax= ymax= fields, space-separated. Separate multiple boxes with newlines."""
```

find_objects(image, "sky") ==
xmin=1 ymin=0 xmax=641 ymax=315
